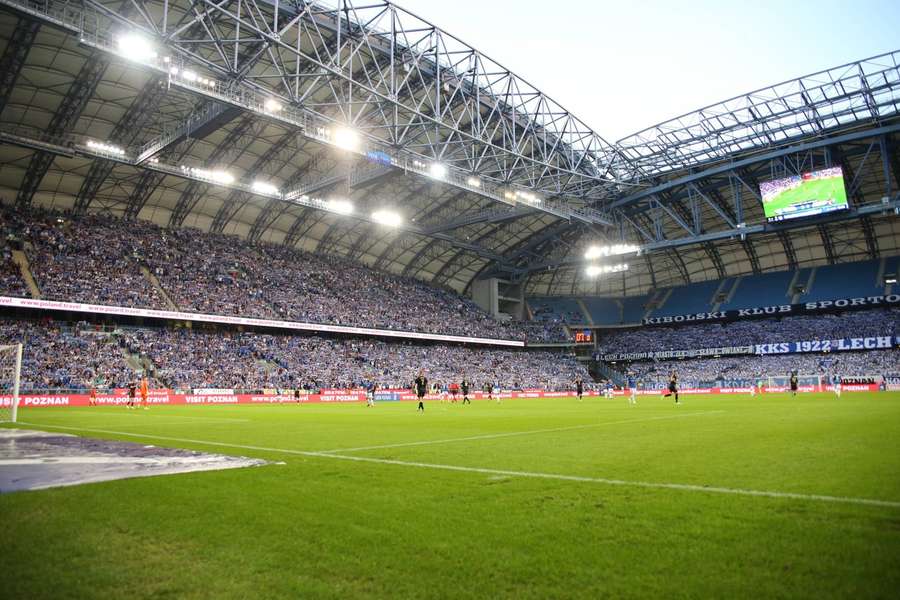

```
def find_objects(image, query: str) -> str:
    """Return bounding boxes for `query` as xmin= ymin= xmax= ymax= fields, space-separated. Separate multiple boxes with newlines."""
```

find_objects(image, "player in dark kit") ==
xmin=461 ymin=379 xmax=471 ymax=404
xmin=663 ymin=371 xmax=679 ymax=404
xmin=414 ymin=370 xmax=428 ymax=412
xmin=789 ymin=372 xmax=799 ymax=397
xmin=575 ymin=378 xmax=584 ymax=402
xmin=126 ymin=381 xmax=137 ymax=409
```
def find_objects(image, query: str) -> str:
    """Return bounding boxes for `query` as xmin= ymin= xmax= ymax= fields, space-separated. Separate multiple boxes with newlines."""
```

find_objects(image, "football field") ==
xmin=763 ymin=176 xmax=847 ymax=217
xmin=3 ymin=393 xmax=900 ymax=599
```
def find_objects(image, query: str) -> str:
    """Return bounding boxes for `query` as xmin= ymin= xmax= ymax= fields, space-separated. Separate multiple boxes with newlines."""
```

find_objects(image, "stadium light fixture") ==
xmin=182 ymin=70 xmax=198 ymax=83
xmin=327 ymin=199 xmax=354 ymax=215
xmin=332 ymin=126 xmax=360 ymax=151
xmin=251 ymin=181 xmax=279 ymax=195
xmin=514 ymin=190 xmax=542 ymax=204
xmin=584 ymin=244 xmax=639 ymax=260
xmin=372 ymin=210 xmax=403 ymax=227
xmin=586 ymin=263 xmax=629 ymax=277
xmin=181 ymin=166 xmax=235 ymax=185
xmin=117 ymin=33 xmax=156 ymax=62
xmin=210 ymin=170 xmax=234 ymax=185
xmin=264 ymin=99 xmax=282 ymax=113
xmin=466 ymin=176 xmax=481 ymax=188
xmin=429 ymin=163 xmax=448 ymax=179
xmin=86 ymin=140 xmax=125 ymax=156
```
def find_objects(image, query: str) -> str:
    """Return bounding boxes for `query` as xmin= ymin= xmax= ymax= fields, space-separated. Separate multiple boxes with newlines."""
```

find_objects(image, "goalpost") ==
xmin=0 ymin=344 xmax=23 ymax=423
xmin=766 ymin=374 xmax=822 ymax=390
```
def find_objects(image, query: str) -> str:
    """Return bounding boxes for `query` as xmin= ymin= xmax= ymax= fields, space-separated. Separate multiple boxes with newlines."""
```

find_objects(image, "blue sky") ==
xmin=395 ymin=0 xmax=900 ymax=140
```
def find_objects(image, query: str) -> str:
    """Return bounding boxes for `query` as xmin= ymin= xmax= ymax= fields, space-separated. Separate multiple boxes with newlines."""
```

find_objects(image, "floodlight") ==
xmin=264 ymin=99 xmax=282 ymax=113
xmin=117 ymin=33 xmax=156 ymax=62
xmin=332 ymin=126 xmax=360 ymax=151
xmin=586 ymin=263 xmax=629 ymax=277
xmin=429 ymin=163 xmax=448 ymax=179
xmin=209 ymin=170 xmax=234 ymax=185
xmin=182 ymin=70 xmax=198 ymax=82
xmin=183 ymin=166 xmax=234 ymax=185
xmin=86 ymin=140 xmax=125 ymax=155
xmin=251 ymin=181 xmax=279 ymax=195
xmin=328 ymin=199 xmax=354 ymax=215
xmin=372 ymin=210 xmax=403 ymax=227
xmin=585 ymin=244 xmax=639 ymax=260
xmin=466 ymin=176 xmax=481 ymax=188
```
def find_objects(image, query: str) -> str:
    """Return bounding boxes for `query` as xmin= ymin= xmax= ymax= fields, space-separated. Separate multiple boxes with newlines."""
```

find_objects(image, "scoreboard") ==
xmin=574 ymin=329 xmax=593 ymax=343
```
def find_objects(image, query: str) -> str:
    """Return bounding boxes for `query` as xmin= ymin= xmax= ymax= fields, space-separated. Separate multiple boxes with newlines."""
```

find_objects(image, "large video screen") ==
xmin=760 ymin=166 xmax=849 ymax=222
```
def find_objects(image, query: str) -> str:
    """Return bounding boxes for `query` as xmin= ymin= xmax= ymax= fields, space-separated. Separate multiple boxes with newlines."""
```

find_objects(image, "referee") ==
xmin=414 ymin=370 xmax=428 ymax=412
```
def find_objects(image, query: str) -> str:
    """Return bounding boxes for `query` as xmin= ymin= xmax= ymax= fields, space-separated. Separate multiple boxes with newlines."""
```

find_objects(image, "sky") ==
xmin=394 ymin=0 xmax=900 ymax=141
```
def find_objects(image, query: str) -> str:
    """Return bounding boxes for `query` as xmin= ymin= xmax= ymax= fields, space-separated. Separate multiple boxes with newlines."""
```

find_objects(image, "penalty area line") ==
xmin=320 ymin=410 xmax=726 ymax=453
xmin=15 ymin=421 xmax=900 ymax=510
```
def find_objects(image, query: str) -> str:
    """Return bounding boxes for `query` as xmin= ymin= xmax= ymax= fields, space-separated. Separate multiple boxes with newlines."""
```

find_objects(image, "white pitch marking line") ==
xmin=15 ymin=422 xmax=900 ymax=510
xmin=320 ymin=411 xmax=726 ymax=453
xmin=32 ymin=411 xmax=250 ymax=423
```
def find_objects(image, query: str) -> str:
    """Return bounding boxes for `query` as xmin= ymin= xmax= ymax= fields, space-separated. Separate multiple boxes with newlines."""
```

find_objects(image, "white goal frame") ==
xmin=766 ymin=374 xmax=822 ymax=390
xmin=0 ymin=344 xmax=23 ymax=423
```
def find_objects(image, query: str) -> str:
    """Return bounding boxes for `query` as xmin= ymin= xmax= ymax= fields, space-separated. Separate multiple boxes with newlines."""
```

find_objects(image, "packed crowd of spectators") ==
xmin=597 ymin=309 xmax=900 ymax=355
xmin=622 ymin=349 xmax=900 ymax=389
xmin=1 ymin=318 xmax=588 ymax=392
xmin=0 ymin=320 xmax=146 ymax=391
xmin=0 ymin=247 xmax=28 ymax=298
xmin=122 ymin=327 xmax=589 ymax=391
xmin=4 ymin=211 xmax=170 ymax=309
xmin=0 ymin=207 xmax=567 ymax=343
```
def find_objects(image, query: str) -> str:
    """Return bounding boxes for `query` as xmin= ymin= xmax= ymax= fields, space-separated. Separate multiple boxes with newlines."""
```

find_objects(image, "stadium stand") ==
xmin=582 ymin=297 xmax=621 ymax=326
xmin=0 ymin=246 xmax=28 ymax=299
xmin=623 ymin=350 xmax=899 ymax=389
xmin=651 ymin=280 xmax=720 ymax=317
xmin=621 ymin=293 xmax=654 ymax=324
xmin=0 ymin=320 xmax=150 ymax=391
xmin=0 ymin=318 xmax=589 ymax=392
xmin=0 ymin=207 xmax=568 ymax=343
xmin=529 ymin=255 xmax=898 ymax=327
xmin=595 ymin=308 xmax=899 ymax=355
xmin=527 ymin=297 xmax=586 ymax=324
xmin=718 ymin=271 xmax=794 ymax=311
xmin=799 ymin=260 xmax=882 ymax=303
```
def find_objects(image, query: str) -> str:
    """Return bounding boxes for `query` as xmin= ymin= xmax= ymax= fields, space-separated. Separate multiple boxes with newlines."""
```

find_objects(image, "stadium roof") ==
xmin=0 ymin=0 xmax=899 ymax=297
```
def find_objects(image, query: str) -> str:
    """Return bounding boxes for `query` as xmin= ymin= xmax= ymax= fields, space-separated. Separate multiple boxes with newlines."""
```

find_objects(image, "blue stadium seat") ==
xmin=528 ymin=297 xmax=586 ymax=324
xmin=718 ymin=271 xmax=794 ymax=310
xmin=800 ymin=260 xmax=881 ymax=302
xmin=583 ymin=297 xmax=621 ymax=325
xmin=651 ymin=280 xmax=720 ymax=317
xmin=621 ymin=294 xmax=653 ymax=323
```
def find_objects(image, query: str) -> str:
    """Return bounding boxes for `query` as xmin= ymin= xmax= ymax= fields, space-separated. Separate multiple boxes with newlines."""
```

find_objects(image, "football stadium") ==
xmin=0 ymin=1 xmax=899 ymax=598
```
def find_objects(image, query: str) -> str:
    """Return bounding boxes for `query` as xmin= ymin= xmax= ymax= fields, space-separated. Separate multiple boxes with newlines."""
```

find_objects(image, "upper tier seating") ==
xmin=0 ymin=207 xmax=568 ymax=343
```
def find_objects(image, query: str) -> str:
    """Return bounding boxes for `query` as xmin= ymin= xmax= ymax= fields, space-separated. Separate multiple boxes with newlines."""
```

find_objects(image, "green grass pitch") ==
xmin=762 ymin=176 xmax=847 ymax=217
xmin=3 ymin=393 xmax=900 ymax=599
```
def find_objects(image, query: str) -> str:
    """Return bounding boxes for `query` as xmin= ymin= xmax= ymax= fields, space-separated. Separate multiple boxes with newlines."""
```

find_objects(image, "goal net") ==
xmin=0 ymin=344 xmax=23 ymax=423
xmin=766 ymin=374 xmax=822 ymax=390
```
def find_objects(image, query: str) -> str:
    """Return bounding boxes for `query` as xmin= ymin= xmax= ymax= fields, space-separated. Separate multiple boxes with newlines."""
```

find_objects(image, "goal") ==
xmin=0 ymin=344 xmax=23 ymax=423
xmin=766 ymin=374 xmax=822 ymax=390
